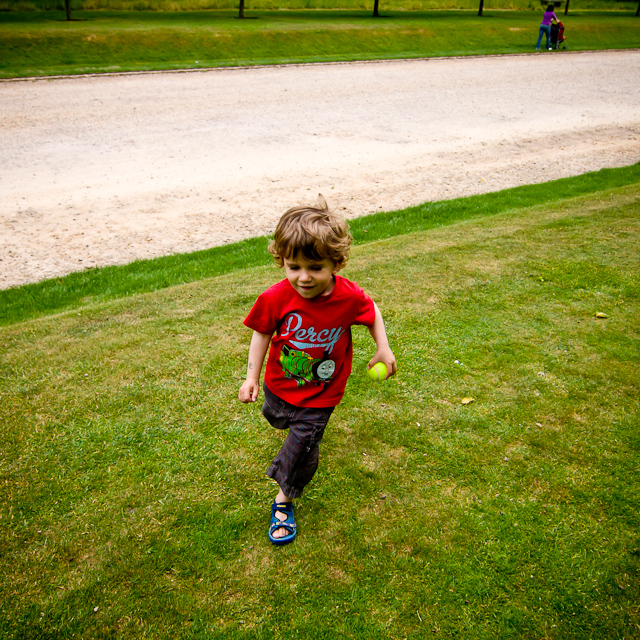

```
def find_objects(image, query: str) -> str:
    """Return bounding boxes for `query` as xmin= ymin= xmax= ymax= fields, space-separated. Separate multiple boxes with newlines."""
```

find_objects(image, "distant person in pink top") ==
xmin=536 ymin=4 xmax=559 ymax=50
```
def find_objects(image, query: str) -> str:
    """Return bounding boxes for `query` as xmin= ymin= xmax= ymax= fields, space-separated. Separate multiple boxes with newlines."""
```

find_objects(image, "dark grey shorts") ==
xmin=262 ymin=385 xmax=335 ymax=499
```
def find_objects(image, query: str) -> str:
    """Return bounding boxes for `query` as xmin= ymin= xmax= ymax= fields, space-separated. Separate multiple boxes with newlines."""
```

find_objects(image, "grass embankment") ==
xmin=2 ymin=164 xmax=640 ymax=327
xmin=1 ymin=9 xmax=639 ymax=78
xmin=1 ymin=171 xmax=639 ymax=638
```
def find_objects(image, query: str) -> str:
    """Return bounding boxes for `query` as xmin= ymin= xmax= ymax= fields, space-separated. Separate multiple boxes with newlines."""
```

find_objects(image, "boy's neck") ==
xmin=317 ymin=274 xmax=336 ymax=298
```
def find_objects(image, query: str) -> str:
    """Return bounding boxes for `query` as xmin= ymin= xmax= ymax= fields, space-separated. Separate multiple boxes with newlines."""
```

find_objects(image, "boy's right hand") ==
xmin=239 ymin=379 xmax=260 ymax=403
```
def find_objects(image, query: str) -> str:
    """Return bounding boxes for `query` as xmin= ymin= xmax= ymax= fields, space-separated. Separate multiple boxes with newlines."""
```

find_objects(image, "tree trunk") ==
xmin=65 ymin=0 xmax=72 ymax=21
xmin=564 ymin=0 xmax=570 ymax=15
xmin=373 ymin=0 xmax=380 ymax=17
xmin=636 ymin=0 xmax=639 ymax=16
xmin=478 ymin=0 xmax=484 ymax=16
xmin=238 ymin=0 xmax=245 ymax=19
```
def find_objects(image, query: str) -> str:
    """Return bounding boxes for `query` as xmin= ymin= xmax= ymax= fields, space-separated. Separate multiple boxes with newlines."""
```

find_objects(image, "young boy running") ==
xmin=238 ymin=196 xmax=396 ymax=545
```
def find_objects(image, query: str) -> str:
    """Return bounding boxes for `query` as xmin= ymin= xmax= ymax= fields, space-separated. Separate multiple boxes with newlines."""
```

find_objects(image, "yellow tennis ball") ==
xmin=367 ymin=362 xmax=387 ymax=381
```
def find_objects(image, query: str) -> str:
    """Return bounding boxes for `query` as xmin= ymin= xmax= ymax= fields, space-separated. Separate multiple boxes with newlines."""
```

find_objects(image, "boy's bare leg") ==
xmin=272 ymin=488 xmax=293 ymax=539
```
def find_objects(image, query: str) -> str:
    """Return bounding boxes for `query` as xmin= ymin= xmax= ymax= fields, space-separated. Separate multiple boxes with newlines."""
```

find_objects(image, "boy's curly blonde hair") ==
xmin=268 ymin=195 xmax=352 ymax=270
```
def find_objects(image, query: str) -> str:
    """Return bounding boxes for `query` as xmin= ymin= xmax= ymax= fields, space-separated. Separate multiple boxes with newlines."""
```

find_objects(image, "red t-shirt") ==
xmin=244 ymin=274 xmax=376 ymax=408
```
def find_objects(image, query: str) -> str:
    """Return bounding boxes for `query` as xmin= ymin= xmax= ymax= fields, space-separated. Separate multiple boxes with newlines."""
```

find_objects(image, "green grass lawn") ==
xmin=1 ymin=171 xmax=639 ymax=638
xmin=1 ymin=9 xmax=639 ymax=78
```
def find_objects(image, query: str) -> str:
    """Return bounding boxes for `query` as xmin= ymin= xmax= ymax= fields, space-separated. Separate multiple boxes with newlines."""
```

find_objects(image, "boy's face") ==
xmin=284 ymin=254 xmax=337 ymax=299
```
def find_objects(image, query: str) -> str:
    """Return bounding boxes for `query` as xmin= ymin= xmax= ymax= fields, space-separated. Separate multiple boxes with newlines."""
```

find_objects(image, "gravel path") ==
xmin=1 ymin=50 xmax=639 ymax=289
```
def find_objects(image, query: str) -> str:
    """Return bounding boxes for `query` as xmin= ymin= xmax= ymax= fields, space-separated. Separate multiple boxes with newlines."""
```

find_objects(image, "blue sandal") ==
xmin=268 ymin=501 xmax=296 ymax=546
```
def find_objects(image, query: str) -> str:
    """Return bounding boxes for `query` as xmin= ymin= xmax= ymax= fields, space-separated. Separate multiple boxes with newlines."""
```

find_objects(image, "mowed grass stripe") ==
xmin=1 ymin=163 xmax=640 ymax=327
xmin=1 ymin=10 xmax=639 ymax=78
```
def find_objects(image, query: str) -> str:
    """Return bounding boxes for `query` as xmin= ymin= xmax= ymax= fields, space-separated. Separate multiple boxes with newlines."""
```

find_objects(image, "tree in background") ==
xmin=65 ymin=0 xmax=72 ymax=20
xmin=237 ymin=0 xmax=258 ymax=19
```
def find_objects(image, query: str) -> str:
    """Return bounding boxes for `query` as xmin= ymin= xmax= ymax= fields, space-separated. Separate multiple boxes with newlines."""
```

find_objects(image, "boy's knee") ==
xmin=291 ymin=421 xmax=326 ymax=449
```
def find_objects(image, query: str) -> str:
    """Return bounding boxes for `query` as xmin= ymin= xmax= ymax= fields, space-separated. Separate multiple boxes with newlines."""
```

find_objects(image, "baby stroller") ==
xmin=550 ymin=21 xmax=567 ymax=50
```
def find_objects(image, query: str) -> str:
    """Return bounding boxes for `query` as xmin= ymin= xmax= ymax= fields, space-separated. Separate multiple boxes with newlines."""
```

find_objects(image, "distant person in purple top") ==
xmin=536 ymin=4 xmax=558 ymax=51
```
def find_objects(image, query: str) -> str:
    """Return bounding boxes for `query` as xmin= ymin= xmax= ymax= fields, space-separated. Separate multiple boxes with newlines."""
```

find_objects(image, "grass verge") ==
xmin=1 ymin=178 xmax=638 ymax=638
xmin=4 ymin=0 xmax=638 ymax=9
xmin=1 ymin=9 xmax=639 ymax=78
xmin=2 ymin=163 xmax=640 ymax=327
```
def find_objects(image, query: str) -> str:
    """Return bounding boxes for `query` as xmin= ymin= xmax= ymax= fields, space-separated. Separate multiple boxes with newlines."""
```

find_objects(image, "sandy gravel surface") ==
xmin=1 ymin=50 xmax=639 ymax=289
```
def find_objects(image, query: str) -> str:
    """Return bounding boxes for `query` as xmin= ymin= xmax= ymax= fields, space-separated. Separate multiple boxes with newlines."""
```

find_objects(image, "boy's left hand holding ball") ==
xmin=367 ymin=347 xmax=397 ymax=381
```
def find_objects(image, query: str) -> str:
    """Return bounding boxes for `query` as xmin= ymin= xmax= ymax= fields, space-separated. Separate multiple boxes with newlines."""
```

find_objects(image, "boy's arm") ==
xmin=238 ymin=330 xmax=271 ymax=403
xmin=367 ymin=302 xmax=397 ymax=380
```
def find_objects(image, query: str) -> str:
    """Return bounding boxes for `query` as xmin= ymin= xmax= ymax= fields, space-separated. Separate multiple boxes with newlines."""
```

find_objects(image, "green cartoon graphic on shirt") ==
xmin=279 ymin=344 xmax=336 ymax=387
